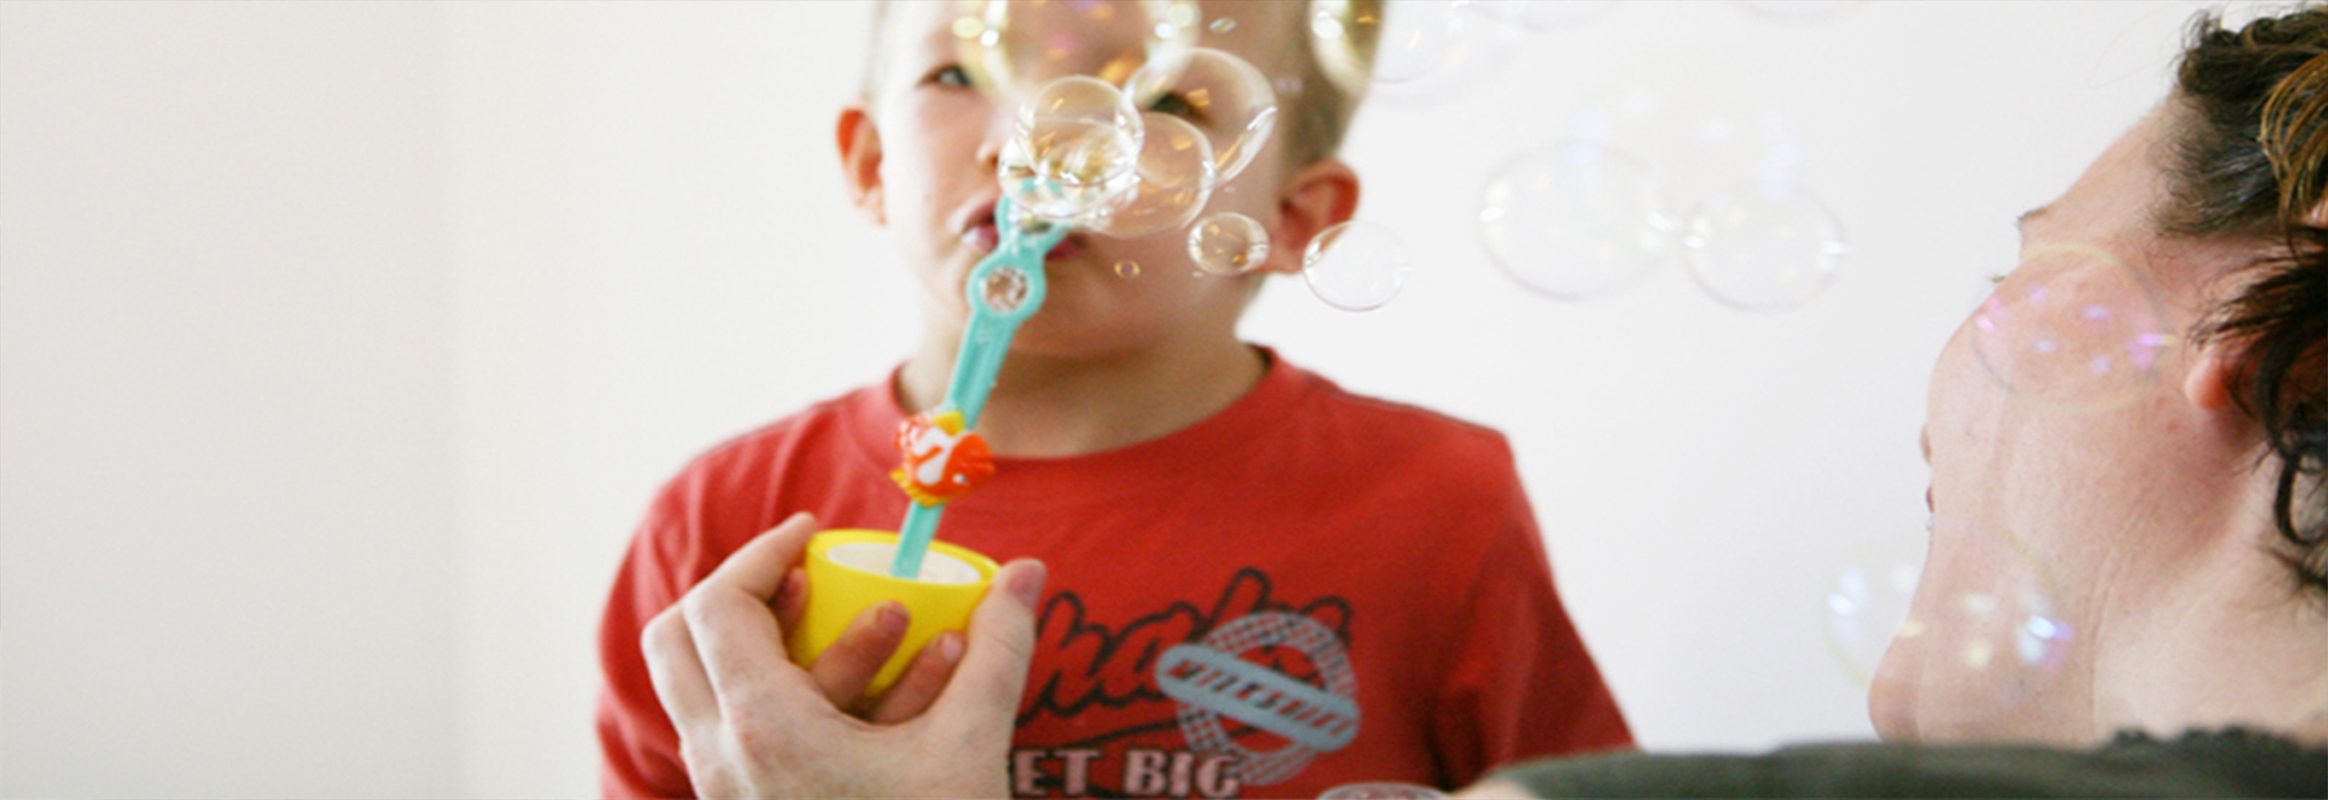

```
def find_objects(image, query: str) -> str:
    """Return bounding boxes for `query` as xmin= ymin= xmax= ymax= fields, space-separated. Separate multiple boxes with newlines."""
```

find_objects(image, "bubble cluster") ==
xmin=1303 ymin=221 xmax=1411 ymax=312
xmin=1682 ymin=177 xmax=1848 ymax=311
xmin=1482 ymin=91 xmax=1847 ymax=309
xmin=1824 ymin=517 xmax=2076 ymax=728
xmin=952 ymin=0 xmax=1199 ymax=99
xmin=1480 ymin=141 xmax=1676 ymax=300
xmin=1969 ymin=244 xmax=2175 ymax=413
xmin=998 ymin=76 xmax=1145 ymax=224
xmin=1087 ymin=112 xmax=1215 ymax=237
xmin=1187 ymin=212 xmax=1269 ymax=275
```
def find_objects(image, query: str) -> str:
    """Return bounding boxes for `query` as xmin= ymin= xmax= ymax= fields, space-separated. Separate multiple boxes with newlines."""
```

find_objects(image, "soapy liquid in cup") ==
xmin=827 ymin=541 xmax=983 ymax=585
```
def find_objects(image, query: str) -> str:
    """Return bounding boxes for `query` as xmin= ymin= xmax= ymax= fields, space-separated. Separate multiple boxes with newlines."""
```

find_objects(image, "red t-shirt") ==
xmin=597 ymin=352 xmax=1632 ymax=798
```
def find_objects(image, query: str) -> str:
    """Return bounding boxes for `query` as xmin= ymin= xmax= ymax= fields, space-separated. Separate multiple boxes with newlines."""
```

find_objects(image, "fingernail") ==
xmin=876 ymin=602 xmax=910 ymax=635
xmin=936 ymin=632 xmax=964 ymax=663
xmin=1005 ymin=562 xmax=1047 ymax=609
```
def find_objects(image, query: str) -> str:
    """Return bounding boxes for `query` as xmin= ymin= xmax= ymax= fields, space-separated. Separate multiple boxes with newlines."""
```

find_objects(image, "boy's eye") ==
xmin=1147 ymin=91 xmax=1201 ymax=121
xmin=925 ymin=65 xmax=972 ymax=89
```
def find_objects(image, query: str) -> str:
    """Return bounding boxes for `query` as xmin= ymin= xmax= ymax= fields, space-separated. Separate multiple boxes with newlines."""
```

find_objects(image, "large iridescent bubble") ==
xmin=1310 ymin=0 xmax=1515 ymax=102
xmin=1123 ymin=47 xmax=1280 ymax=182
xmin=952 ymin=0 xmax=1200 ymax=100
xmin=1831 ymin=516 xmax=2076 ymax=732
xmin=1969 ymin=243 xmax=2175 ymax=414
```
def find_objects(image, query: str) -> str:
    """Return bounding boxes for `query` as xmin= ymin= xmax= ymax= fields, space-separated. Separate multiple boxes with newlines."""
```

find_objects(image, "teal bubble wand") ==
xmin=889 ymin=196 xmax=1071 ymax=578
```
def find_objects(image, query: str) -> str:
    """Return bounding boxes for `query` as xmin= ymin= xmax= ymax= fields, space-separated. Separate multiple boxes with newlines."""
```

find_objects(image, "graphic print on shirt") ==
xmin=1009 ymin=567 xmax=1358 ymax=798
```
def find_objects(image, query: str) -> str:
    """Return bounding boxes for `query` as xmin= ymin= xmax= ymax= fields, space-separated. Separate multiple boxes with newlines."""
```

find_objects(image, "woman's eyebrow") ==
xmin=2016 ymin=204 xmax=2053 ymax=233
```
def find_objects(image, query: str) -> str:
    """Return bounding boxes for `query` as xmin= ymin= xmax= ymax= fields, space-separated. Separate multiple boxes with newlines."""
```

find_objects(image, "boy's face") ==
xmin=839 ymin=1 xmax=1353 ymax=359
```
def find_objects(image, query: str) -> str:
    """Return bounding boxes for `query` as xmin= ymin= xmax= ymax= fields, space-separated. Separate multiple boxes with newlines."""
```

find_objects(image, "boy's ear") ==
xmin=2183 ymin=335 xmax=2243 ymax=412
xmin=836 ymin=104 xmax=886 ymax=225
xmin=1256 ymin=157 xmax=1360 ymax=275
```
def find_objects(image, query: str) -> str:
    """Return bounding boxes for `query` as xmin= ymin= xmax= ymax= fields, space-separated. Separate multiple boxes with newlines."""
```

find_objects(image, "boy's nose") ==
xmin=974 ymin=115 xmax=1010 ymax=174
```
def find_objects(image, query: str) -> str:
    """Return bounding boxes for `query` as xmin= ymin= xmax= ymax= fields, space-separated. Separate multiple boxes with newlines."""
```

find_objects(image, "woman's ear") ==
xmin=2183 ymin=336 xmax=2242 ymax=412
xmin=836 ymin=104 xmax=886 ymax=225
xmin=1256 ymin=157 xmax=1360 ymax=275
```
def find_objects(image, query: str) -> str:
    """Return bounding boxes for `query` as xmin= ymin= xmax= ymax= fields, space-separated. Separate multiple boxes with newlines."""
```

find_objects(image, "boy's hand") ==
xmin=641 ymin=512 xmax=1047 ymax=799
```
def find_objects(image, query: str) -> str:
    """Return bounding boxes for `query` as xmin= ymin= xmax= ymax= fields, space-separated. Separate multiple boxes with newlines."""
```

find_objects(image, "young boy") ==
xmin=597 ymin=2 xmax=1632 ymax=797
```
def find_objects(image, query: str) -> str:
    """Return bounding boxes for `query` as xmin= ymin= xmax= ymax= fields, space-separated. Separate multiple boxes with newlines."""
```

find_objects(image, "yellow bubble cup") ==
xmin=783 ymin=529 xmax=999 ymax=697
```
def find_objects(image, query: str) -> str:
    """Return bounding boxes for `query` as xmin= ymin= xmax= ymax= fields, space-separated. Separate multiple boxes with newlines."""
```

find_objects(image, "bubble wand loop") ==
xmin=890 ymin=196 xmax=1070 ymax=578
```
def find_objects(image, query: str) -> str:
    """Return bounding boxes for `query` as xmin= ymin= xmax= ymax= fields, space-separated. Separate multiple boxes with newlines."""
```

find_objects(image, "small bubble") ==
xmin=1302 ymin=221 xmax=1410 ymax=311
xmin=1186 ymin=212 xmax=1268 ymax=274
xmin=1114 ymin=259 xmax=1142 ymax=278
xmin=1208 ymin=16 xmax=1236 ymax=34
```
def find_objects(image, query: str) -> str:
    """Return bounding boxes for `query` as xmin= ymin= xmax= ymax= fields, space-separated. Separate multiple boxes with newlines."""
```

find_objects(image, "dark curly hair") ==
xmin=2163 ymin=8 xmax=2328 ymax=600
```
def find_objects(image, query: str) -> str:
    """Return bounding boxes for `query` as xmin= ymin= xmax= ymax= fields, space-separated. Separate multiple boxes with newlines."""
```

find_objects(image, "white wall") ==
xmin=0 ymin=2 xmax=459 ymax=797
xmin=0 ymin=1 xmax=2239 ymax=796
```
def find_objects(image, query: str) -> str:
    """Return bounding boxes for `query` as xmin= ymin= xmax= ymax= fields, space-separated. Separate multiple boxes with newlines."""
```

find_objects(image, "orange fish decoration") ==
xmin=892 ymin=409 xmax=996 ymax=507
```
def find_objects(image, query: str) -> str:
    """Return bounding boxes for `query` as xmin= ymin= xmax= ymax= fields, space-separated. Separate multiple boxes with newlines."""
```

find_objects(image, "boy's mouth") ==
xmin=963 ymin=218 xmax=1088 ymax=262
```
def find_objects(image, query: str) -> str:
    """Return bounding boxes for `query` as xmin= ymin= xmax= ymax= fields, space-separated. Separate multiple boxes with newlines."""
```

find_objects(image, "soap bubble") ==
xmin=998 ymin=76 xmax=1144 ymax=223
xmin=1187 ymin=212 xmax=1269 ymax=275
xmin=979 ymin=264 xmax=1032 ymax=314
xmin=1471 ymin=0 xmax=1618 ymax=31
xmin=1480 ymin=141 xmax=1676 ymax=300
xmin=1823 ymin=531 xmax=1926 ymax=687
xmin=1088 ymin=112 xmax=1215 ymax=238
xmin=1969 ymin=243 xmax=2175 ymax=414
xmin=1574 ymin=90 xmax=1810 ymax=216
xmin=1682 ymin=177 xmax=1848 ymax=311
xmin=1736 ymin=0 xmax=1865 ymax=24
xmin=952 ymin=0 xmax=1199 ymax=99
xmin=1123 ymin=47 xmax=1278 ymax=182
xmin=1858 ymin=516 xmax=2077 ymax=731
xmin=1309 ymin=0 xmax=1515 ymax=101
xmin=1303 ymin=221 xmax=1410 ymax=312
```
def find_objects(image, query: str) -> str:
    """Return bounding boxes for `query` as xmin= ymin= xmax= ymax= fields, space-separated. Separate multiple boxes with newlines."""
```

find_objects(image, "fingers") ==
xmin=772 ymin=567 xmax=808 ymax=633
xmin=864 ymin=631 xmax=965 ymax=724
xmin=682 ymin=513 xmax=825 ymax=706
xmin=640 ymin=607 xmax=718 ymax=731
xmin=931 ymin=559 xmax=1046 ymax=733
xmin=807 ymin=600 xmax=911 ymax=708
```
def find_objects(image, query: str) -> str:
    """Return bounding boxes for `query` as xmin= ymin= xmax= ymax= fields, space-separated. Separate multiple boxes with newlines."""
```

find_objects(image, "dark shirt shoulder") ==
xmin=1493 ymin=728 xmax=2328 ymax=798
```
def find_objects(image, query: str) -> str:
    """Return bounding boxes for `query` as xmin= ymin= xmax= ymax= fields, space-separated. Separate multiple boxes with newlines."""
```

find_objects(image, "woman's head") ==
xmin=1876 ymin=8 xmax=2328 ymax=745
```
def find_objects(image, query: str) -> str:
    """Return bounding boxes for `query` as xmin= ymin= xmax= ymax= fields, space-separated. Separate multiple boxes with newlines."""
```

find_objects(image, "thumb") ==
xmin=930 ymin=558 xmax=1045 ymax=736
